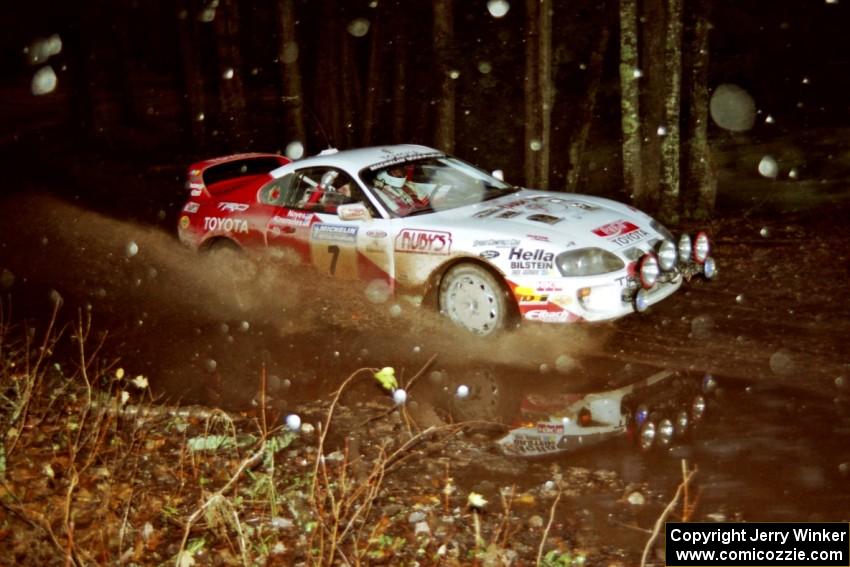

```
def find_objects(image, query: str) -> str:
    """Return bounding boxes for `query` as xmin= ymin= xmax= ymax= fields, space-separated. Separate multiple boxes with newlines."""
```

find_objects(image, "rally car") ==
xmin=177 ymin=145 xmax=716 ymax=335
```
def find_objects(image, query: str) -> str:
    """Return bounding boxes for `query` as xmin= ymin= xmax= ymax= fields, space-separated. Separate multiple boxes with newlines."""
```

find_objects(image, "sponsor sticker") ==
xmin=183 ymin=202 xmax=200 ymax=213
xmin=507 ymin=433 xmax=559 ymax=454
xmin=366 ymin=230 xmax=388 ymax=239
xmin=395 ymin=229 xmax=452 ymax=255
xmin=592 ymin=220 xmax=650 ymax=246
xmin=218 ymin=202 xmax=250 ymax=213
xmin=271 ymin=209 xmax=314 ymax=227
xmin=525 ymin=309 xmax=571 ymax=323
xmin=473 ymin=238 xmax=520 ymax=248
xmin=479 ymin=250 xmax=500 ymax=259
xmin=473 ymin=208 xmax=500 ymax=218
xmin=311 ymin=223 xmax=358 ymax=244
xmin=526 ymin=234 xmax=550 ymax=242
xmin=527 ymin=214 xmax=562 ymax=225
xmin=509 ymin=248 xmax=555 ymax=272
xmin=203 ymin=217 xmax=249 ymax=233
xmin=536 ymin=422 xmax=565 ymax=434
xmin=592 ymin=220 xmax=640 ymax=237
xmin=179 ymin=215 xmax=190 ymax=229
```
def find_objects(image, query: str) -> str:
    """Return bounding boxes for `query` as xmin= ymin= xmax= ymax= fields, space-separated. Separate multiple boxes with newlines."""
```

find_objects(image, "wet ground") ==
xmin=2 ymin=149 xmax=850 ymax=561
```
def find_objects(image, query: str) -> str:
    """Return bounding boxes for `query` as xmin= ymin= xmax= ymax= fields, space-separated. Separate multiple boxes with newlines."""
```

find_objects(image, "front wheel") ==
xmin=438 ymin=263 xmax=514 ymax=336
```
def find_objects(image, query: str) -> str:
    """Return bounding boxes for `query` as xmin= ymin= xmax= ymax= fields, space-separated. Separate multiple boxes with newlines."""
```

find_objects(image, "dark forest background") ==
xmin=1 ymin=0 xmax=849 ymax=224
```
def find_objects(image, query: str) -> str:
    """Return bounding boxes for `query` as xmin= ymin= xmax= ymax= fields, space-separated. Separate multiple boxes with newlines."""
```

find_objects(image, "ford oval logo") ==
xmin=479 ymin=250 xmax=500 ymax=259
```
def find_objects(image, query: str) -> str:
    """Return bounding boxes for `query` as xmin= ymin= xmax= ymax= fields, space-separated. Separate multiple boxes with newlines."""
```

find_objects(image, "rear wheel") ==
xmin=438 ymin=263 xmax=513 ymax=336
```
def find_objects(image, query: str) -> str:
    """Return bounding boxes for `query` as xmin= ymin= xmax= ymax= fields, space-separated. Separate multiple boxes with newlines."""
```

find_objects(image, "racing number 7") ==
xmin=327 ymin=245 xmax=340 ymax=275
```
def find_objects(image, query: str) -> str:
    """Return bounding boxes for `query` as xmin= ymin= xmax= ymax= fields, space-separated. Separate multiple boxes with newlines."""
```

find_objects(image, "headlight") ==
xmin=694 ymin=231 xmax=711 ymax=263
xmin=638 ymin=254 xmax=659 ymax=288
xmin=556 ymin=248 xmax=625 ymax=277
xmin=656 ymin=239 xmax=677 ymax=271
xmin=678 ymin=234 xmax=692 ymax=263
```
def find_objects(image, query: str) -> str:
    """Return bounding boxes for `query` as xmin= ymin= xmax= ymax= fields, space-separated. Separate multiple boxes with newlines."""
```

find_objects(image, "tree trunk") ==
xmin=277 ymin=0 xmax=305 ymax=148
xmin=524 ymin=0 xmax=542 ymax=187
xmin=618 ymin=0 xmax=642 ymax=204
xmin=213 ymin=0 xmax=247 ymax=144
xmin=362 ymin=1 xmax=385 ymax=145
xmin=566 ymin=4 xmax=611 ymax=191
xmin=659 ymin=0 xmax=683 ymax=224
xmin=340 ymin=33 xmax=358 ymax=148
xmin=316 ymin=0 xmax=342 ymax=147
xmin=392 ymin=26 xmax=408 ymax=142
xmin=683 ymin=2 xmax=715 ymax=220
xmin=433 ymin=0 xmax=455 ymax=153
xmin=177 ymin=0 xmax=206 ymax=147
xmin=637 ymin=0 xmax=665 ymax=212
xmin=538 ymin=0 xmax=553 ymax=189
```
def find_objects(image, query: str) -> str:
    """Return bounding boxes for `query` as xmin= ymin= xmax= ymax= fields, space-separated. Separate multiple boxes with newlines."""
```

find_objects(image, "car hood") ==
xmin=421 ymin=189 xmax=661 ymax=254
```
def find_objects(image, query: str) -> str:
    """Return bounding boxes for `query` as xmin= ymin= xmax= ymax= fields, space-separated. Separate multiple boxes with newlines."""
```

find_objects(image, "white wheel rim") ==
xmin=444 ymin=273 xmax=500 ymax=334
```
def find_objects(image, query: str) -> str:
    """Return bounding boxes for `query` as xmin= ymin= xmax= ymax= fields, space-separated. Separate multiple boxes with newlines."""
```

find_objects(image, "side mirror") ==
xmin=337 ymin=202 xmax=372 ymax=221
xmin=491 ymin=169 xmax=505 ymax=181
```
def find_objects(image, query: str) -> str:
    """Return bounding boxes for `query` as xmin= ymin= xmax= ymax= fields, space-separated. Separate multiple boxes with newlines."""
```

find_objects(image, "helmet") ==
xmin=377 ymin=168 xmax=406 ymax=188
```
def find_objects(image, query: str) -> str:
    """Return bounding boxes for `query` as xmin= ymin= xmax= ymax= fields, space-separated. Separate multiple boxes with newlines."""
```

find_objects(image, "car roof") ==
xmin=270 ymin=144 xmax=443 ymax=177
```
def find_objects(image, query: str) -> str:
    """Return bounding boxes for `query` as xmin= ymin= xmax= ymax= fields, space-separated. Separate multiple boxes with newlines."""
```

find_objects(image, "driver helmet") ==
xmin=377 ymin=167 xmax=406 ymax=188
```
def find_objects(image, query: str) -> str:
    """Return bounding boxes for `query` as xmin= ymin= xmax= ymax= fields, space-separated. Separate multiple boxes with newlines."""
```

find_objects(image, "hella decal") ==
xmin=204 ymin=217 xmax=248 ymax=233
xmin=395 ymin=229 xmax=452 ymax=255
xmin=509 ymin=248 xmax=554 ymax=271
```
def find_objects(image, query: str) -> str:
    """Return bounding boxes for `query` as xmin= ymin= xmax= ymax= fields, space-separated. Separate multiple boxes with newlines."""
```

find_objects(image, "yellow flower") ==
xmin=467 ymin=492 xmax=488 ymax=509
xmin=374 ymin=367 xmax=398 ymax=391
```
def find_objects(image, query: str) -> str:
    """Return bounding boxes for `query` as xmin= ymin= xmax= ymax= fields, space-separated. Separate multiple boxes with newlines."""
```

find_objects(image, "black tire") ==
xmin=438 ymin=263 xmax=514 ymax=336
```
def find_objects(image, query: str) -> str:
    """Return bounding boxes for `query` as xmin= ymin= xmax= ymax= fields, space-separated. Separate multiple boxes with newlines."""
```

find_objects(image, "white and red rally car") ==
xmin=178 ymin=144 xmax=716 ymax=335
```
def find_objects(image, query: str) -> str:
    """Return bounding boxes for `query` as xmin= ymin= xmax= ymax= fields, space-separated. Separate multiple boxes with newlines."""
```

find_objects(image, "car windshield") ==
xmin=360 ymin=156 xmax=518 ymax=217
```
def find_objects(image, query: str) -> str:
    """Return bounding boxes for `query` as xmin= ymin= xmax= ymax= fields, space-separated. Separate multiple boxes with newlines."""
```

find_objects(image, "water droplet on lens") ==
xmin=205 ymin=359 xmax=217 ymax=373
xmin=346 ymin=17 xmax=370 ymax=37
xmin=486 ymin=0 xmax=510 ymax=18
xmin=126 ymin=241 xmax=139 ymax=258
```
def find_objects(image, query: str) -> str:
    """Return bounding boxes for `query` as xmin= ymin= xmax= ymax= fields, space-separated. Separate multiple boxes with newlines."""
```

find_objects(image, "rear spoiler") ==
xmin=186 ymin=153 xmax=291 ymax=196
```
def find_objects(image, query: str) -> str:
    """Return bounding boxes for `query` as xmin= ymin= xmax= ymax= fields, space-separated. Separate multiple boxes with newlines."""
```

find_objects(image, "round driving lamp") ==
xmin=656 ymin=240 xmax=677 ymax=271
xmin=678 ymin=234 xmax=692 ymax=263
xmin=634 ymin=288 xmax=650 ymax=313
xmin=658 ymin=418 xmax=675 ymax=446
xmin=694 ymin=231 xmax=711 ymax=263
xmin=703 ymin=256 xmax=717 ymax=280
xmin=691 ymin=395 xmax=707 ymax=421
xmin=675 ymin=410 xmax=689 ymax=436
xmin=638 ymin=421 xmax=656 ymax=450
xmin=638 ymin=254 xmax=659 ymax=288
xmin=634 ymin=405 xmax=649 ymax=427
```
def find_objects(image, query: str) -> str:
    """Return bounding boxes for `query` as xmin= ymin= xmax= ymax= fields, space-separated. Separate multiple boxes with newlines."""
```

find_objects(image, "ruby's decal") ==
xmin=592 ymin=220 xmax=640 ymax=237
xmin=395 ymin=229 xmax=452 ymax=255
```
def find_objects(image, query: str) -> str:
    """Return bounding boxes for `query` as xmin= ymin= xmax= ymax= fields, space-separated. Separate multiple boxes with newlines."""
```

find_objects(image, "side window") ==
xmin=258 ymin=174 xmax=294 ymax=206
xmin=288 ymin=167 xmax=378 ymax=216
